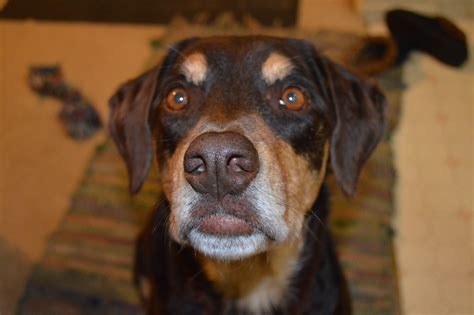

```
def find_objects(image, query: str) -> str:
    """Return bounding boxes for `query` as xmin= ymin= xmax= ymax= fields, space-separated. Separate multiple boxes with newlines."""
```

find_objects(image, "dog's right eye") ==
xmin=279 ymin=87 xmax=306 ymax=111
xmin=166 ymin=88 xmax=189 ymax=111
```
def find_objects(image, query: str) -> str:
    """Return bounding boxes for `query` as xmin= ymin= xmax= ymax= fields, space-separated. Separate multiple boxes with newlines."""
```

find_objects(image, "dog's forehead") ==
xmin=156 ymin=37 xmax=329 ymax=173
xmin=177 ymin=37 xmax=299 ymax=85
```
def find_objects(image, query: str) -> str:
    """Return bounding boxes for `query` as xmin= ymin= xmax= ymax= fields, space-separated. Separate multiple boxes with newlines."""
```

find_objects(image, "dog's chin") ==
xmin=188 ymin=229 xmax=268 ymax=260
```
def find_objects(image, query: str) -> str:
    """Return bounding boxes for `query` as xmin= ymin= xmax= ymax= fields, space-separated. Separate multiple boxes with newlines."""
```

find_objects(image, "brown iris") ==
xmin=279 ymin=87 xmax=306 ymax=111
xmin=166 ymin=88 xmax=188 ymax=111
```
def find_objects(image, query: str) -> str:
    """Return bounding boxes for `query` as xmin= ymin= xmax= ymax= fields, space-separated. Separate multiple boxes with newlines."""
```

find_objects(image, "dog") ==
xmin=108 ymin=36 xmax=386 ymax=315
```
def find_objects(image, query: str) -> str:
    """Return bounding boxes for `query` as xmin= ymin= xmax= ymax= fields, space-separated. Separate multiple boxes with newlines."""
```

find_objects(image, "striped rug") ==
xmin=17 ymin=29 xmax=402 ymax=315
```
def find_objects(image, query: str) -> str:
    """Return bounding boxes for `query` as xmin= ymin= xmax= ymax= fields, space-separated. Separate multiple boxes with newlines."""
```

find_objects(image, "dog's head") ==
xmin=109 ymin=36 xmax=386 ymax=261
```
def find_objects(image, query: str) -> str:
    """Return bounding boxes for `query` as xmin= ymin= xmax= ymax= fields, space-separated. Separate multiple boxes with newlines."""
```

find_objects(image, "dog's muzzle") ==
xmin=183 ymin=131 xmax=259 ymax=237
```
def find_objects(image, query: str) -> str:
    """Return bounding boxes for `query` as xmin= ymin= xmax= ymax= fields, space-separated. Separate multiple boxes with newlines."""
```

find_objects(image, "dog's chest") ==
xmin=201 ymin=242 xmax=302 ymax=314
xmin=234 ymin=276 xmax=290 ymax=314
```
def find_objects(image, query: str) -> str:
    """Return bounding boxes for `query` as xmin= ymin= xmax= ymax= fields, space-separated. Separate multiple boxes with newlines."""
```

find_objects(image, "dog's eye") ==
xmin=166 ymin=88 xmax=189 ymax=111
xmin=279 ymin=87 xmax=305 ymax=111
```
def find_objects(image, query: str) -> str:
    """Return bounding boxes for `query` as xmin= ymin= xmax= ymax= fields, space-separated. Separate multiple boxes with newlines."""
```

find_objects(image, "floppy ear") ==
xmin=108 ymin=66 xmax=160 ymax=195
xmin=313 ymin=50 xmax=387 ymax=196
xmin=108 ymin=38 xmax=198 ymax=195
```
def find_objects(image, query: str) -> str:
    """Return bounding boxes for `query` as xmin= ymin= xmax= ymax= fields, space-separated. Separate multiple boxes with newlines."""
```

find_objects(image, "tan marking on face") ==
xmin=261 ymin=52 xmax=294 ymax=85
xmin=160 ymin=120 xmax=209 ymax=242
xmin=180 ymin=53 xmax=208 ymax=85
xmin=278 ymin=141 xmax=329 ymax=239
xmin=244 ymin=117 xmax=329 ymax=240
xmin=195 ymin=116 xmax=328 ymax=310
xmin=160 ymin=114 xmax=328 ymax=242
xmin=159 ymin=114 xmax=328 ymax=311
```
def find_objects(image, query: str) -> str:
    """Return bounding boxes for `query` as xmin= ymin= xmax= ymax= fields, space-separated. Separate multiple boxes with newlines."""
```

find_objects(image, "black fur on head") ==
xmin=108 ymin=36 xmax=386 ymax=196
xmin=108 ymin=38 xmax=197 ymax=194
xmin=287 ymin=39 xmax=387 ymax=195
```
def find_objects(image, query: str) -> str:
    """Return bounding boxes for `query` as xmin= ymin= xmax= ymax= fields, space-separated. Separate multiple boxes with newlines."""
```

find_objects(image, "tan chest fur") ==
xmin=199 ymin=240 xmax=303 ymax=313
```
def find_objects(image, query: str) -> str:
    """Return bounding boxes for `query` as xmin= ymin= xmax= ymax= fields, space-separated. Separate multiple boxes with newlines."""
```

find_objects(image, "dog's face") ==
xmin=109 ymin=36 xmax=386 ymax=261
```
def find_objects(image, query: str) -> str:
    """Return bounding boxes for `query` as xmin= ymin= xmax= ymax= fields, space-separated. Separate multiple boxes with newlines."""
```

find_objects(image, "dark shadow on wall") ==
xmin=0 ymin=237 xmax=32 ymax=315
xmin=0 ymin=0 xmax=298 ymax=26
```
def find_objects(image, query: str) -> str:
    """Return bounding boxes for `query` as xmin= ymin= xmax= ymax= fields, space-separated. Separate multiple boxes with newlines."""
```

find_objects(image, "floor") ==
xmin=395 ymin=44 xmax=474 ymax=314
xmin=362 ymin=1 xmax=473 ymax=313
xmin=0 ymin=1 xmax=473 ymax=315
xmin=0 ymin=21 xmax=167 ymax=314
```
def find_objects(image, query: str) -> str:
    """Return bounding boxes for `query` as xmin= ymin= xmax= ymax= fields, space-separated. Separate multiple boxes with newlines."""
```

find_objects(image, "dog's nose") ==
xmin=184 ymin=132 xmax=259 ymax=199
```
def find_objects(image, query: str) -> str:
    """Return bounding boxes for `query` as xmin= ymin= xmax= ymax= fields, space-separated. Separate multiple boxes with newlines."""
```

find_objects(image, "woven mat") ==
xmin=17 ymin=24 xmax=403 ymax=315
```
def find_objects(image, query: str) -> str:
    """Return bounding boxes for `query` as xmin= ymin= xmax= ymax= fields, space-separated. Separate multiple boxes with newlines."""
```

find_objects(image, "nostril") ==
xmin=184 ymin=157 xmax=206 ymax=174
xmin=227 ymin=156 xmax=258 ymax=173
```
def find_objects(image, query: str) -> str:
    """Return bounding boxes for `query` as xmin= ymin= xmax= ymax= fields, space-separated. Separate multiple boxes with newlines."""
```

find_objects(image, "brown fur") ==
xmin=158 ymin=114 xmax=329 ymax=304
xmin=190 ymin=117 xmax=329 ymax=303
xmin=199 ymin=239 xmax=302 ymax=300
xmin=160 ymin=119 xmax=208 ymax=243
xmin=108 ymin=36 xmax=388 ymax=315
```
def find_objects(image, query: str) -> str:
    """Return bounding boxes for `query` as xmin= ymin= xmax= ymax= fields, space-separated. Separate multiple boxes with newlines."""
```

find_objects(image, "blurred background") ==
xmin=0 ymin=0 xmax=472 ymax=314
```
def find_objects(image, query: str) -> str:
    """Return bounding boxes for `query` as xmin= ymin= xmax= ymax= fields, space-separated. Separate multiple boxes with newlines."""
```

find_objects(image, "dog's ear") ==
xmin=319 ymin=54 xmax=387 ymax=196
xmin=108 ymin=66 xmax=159 ymax=195
xmin=294 ymin=41 xmax=387 ymax=196
xmin=108 ymin=38 xmax=197 ymax=194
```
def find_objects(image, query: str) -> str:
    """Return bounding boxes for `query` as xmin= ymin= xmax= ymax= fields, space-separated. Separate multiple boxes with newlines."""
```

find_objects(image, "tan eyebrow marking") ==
xmin=261 ymin=53 xmax=294 ymax=85
xmin=180 ymin=53 xmax=208 ymax=85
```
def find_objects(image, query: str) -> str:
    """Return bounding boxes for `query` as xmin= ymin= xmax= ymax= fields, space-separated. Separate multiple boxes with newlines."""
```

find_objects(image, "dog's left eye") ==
xmin=166 ymin=88 xmax=189 ymax=111
xmin=279 ymin=87 xmax=306 ymax=111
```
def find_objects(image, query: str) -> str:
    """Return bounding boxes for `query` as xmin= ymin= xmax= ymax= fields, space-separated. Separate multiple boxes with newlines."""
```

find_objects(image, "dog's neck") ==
xmin=197 ymin=237 xmax=304 ymax=313
xmin=193 ymin=184 xmax=331 ymax=313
